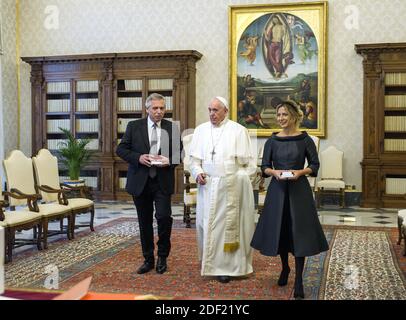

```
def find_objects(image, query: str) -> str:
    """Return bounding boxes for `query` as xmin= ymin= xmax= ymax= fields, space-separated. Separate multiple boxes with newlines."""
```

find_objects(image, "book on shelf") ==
xmin=75 ymin=119 xmax=99 ymax=133
xmin=384 ymin=116 xmax=406 ymax=131
xmin=81 ymin=139 xmax=99 ymax=150
xmin=118 ymin=97 xmax=143 ymax=112
xmin=384 ymin=95 xmax=406 ymax=108
xmin=117 ymin=118 xmax=137 ymax=133
xmin=385 ymin=73 xmax=406 ymax=86
xmin=164 ymin=96 xmax=173 ymax=110
xmin=76 ymin=80 xmax=99 ymax=93
xmin=124 ymin=79 xmax=143 ymax=91
xmin=386 ymin=177 xmax=406 ymax=194
xmin=384 ymin=139 xmax=406 ymax=151
xmin=47 ymin=99 xmax=70 ymax=113
xmin=47 ymin=81 xmax=70 ymax=93
xmin=47 ymin=139 xmax=68 ymax=150
xmin=47 ymin=119 xmax=70 ymax=133
xmin=148 ymin=79 xmax=173 ymax=91
xmin=76 ymin=98 xmax=99 ymax=112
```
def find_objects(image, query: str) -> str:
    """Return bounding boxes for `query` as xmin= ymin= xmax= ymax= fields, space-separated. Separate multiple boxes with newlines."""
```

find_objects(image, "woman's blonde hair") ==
xmin=276 ymin=100 xmax=304 ymax=128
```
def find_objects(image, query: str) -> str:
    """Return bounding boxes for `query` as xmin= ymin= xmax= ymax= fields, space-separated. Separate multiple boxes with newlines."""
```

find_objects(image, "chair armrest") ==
xmin=3 ymin=189 xmax=41 ymax=212
xmin=38 ymin=185 xmax=69 ymax=205
xmin=8 ymin=188 xmax=41 ymax=200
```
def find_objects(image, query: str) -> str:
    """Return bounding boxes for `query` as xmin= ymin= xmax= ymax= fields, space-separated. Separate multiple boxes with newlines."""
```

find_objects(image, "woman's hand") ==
xmin=288 ymin=170 xmax=303 ymax=181
xmin=265 ymin=168 xmax=285 ymax=180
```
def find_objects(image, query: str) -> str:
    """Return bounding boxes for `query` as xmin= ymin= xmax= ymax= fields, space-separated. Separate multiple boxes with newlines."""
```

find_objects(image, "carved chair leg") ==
xmin=33 ymin=225 xmax=37 ymax=239
xmin=185 ymin=205 xmax=191 ymax=228
xmin=43 ymin=219 xmax=49 ymax=250
xmin=71 ymin=214 xmax=76 ymax=239
xmin=316 ymin=189 xmax=322 ymax=208
xmin=4 ymin=228 xmax=10 ymax=264
xmin=397 ymin=217 xmax=403 ymax=245
xmin=37 ymin=223 xmax=43 ymax=250
xmin=340 ymin=189 xmax=345 ymax=208
xmin=90 ymin=206 xmax=95 ymax=232
xmin=60 ymin=218 xmax=64 ymax=232
xmin=7 ymin=228 xmax=15 ymax=263
xmin=67 ymin=215 xmax=72 ymax=240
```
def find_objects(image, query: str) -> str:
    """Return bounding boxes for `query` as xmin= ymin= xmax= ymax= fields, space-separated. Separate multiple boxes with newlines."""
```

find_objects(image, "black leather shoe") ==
xmin=156 ymin=256 xmax=167 ymax=274
xmin=137 ymin=261 xmax=154 ymax=274
xmin=217 ymin=276 xmax=231 ymax=283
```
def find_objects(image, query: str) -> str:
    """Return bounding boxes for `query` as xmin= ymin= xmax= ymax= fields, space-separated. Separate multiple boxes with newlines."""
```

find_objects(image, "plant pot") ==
xmin=63 ymin=179 xmax=85 ymax=187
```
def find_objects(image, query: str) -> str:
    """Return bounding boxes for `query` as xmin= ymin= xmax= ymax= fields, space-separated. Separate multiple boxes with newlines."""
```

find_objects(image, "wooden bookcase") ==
xmin=22 ymin=50 xmax=202 ymax=202
xmin=355 ymin=43 xmax=406 ymax=208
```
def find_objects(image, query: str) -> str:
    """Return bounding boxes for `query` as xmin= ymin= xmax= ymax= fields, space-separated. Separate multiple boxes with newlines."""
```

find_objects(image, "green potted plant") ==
xmin=58 ymin=127 xmax=94 ymax=184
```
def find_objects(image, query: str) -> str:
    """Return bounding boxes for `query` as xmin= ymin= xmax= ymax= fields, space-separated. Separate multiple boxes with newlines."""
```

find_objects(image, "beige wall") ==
xmin=1 ymin=0 xmax=18 ymax=159
xmin=1 ymin=0 xmax=405 ymax=190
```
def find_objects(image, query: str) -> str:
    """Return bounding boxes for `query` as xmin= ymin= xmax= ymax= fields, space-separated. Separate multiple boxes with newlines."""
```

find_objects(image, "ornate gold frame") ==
xmin=229 ymin=2 xmax=328 ymax=137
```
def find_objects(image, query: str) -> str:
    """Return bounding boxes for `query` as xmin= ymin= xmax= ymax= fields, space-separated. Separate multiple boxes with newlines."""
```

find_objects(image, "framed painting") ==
xmin=229 ymin=2 xmax=328 ymax=137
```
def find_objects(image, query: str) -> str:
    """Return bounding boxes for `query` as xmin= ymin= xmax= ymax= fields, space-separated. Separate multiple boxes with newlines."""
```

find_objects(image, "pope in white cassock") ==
xmin=189 ymin=96 xmax=257 ymax=283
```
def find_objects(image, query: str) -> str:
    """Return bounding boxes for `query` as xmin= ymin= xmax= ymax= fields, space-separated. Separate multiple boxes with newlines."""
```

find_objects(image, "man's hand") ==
xmin=139 ymin=154 xmax=152 ymax=167
xmin=196 ymin=173 xmax=207 ymax=185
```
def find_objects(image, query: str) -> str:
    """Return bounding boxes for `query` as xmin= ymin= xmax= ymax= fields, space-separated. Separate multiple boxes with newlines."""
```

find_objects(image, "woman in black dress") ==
xmin=251 ymin=101 xmax=328 ymax=299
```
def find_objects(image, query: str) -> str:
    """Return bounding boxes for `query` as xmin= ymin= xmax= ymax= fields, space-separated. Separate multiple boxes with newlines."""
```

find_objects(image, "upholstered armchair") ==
xmin=3 ymin=150 xmax=72 ymax=250
xmin=315 ymin=146 xmax=346 ymax=208
xmin=0 ymin=197 xmax=42 ymax=263
xmin=32 ymin=149 xmax=95 ymax=239
xmin=182 ymin=134 xmax=197 ymax=228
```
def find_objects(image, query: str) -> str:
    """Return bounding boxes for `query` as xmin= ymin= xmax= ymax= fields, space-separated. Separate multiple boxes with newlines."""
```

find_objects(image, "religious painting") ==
xmin=229 ymin=2 xmax=328 ymax=137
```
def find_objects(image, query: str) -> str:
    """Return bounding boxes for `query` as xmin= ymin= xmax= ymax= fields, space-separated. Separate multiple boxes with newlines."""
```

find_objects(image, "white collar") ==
xmin=148 ymin=116 xmax=161 ymax=128
xmin=211 ymin=117 xmax=228 ymax=129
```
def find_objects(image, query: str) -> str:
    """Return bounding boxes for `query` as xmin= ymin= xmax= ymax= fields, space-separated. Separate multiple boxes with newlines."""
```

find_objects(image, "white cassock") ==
xmin=189 ymin=118 xmax=257 ymax=276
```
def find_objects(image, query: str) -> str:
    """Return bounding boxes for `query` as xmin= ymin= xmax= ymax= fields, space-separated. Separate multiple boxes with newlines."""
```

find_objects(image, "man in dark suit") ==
xmin=116 ymin=93 xmax=182 ymax=274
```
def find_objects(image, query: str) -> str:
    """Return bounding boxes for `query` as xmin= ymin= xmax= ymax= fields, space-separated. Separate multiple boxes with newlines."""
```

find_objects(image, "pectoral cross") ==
xmin=211 ymin=148 xmax=216 ymax=160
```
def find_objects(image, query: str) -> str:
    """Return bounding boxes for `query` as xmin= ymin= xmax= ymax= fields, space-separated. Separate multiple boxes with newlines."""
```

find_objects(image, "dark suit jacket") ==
xmin=116 ymin=118 xmax=182 ymax=197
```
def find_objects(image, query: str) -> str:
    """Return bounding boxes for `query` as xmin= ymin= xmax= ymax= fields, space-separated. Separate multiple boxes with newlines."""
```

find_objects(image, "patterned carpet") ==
xmin=4 ymin=218 xmax=406 ymax=300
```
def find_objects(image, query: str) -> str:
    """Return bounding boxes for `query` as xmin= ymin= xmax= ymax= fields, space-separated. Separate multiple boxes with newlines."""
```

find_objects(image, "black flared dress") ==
xmin=251 ymin=132 xmax=329 ymax=257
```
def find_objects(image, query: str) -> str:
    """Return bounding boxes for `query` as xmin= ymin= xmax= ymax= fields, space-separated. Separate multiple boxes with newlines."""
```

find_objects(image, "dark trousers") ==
xmin=133 ymin=177 xmax=173 ymax=263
